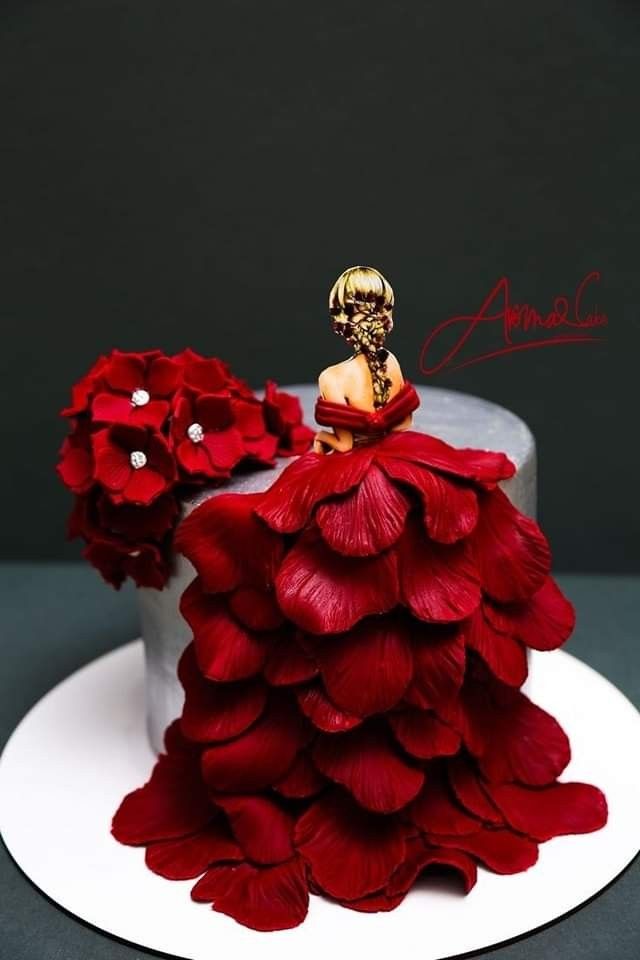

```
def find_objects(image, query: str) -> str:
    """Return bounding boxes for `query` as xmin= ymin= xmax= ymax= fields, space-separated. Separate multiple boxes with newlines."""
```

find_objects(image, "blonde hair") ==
xmin=329 ymin=266 xmax=395 ymax=407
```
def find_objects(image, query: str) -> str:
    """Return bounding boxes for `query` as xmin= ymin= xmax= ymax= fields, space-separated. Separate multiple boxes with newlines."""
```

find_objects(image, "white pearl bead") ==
xmin=187 ymin=422 xmax=204 ymax=443
xmin=130 ymin=450 xmax=147 ymax=470
xmin=131 ymin=388 xmax=150 ymax=407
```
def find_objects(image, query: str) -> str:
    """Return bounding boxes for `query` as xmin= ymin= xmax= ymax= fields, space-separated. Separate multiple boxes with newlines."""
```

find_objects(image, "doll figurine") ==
xmin=313 ymin=267 xmax=412 ymax=453
xmin=113 ymin=267 xmax=607 ymax=932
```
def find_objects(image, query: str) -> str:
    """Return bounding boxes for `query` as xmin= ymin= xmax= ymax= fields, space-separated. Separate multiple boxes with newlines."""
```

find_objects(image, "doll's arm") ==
xmin=313 ymin=370 xmax=354 ymax=454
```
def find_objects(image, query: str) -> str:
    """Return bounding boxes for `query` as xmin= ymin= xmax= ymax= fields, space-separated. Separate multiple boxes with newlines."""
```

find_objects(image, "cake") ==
xmin=57 ymin=266 xmax=607 ymax=934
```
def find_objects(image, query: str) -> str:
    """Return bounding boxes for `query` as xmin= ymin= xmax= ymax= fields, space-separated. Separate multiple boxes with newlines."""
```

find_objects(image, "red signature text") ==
xmin=420 ymin=271 xmax=607 ymax=376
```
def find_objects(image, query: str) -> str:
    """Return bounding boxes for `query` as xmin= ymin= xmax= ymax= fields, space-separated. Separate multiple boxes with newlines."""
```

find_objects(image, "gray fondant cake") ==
xmin=139 ymin=384 xmax=536 ymax=752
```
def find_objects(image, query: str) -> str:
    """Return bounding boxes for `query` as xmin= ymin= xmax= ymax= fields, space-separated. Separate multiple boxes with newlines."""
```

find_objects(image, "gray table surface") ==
xmin=0 ymin=563 xmax=638 ymax=960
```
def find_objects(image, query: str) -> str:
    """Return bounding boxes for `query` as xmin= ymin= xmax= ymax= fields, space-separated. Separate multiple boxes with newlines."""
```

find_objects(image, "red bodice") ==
xmin=314 ymin=381 xmax=420 ymax=436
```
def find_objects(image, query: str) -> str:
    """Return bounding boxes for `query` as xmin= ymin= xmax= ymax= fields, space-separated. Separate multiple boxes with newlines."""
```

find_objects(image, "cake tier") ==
xmin=138 ymin=384 xmax=537 ymax=752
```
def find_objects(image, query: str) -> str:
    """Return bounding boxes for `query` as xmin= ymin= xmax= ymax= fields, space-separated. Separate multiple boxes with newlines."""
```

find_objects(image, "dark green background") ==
xmin=2 ymin=0 xmax=639 ymax=570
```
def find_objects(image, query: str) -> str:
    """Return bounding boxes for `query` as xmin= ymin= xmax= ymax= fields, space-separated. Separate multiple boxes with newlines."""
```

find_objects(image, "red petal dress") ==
xmin=112 ymin=382 xmax=607 ymax=931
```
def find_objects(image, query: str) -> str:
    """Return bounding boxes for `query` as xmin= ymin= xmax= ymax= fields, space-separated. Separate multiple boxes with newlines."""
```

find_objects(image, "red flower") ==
xmin=93 ymin=425 xmax=176 ymax=505
xmin=84 ymin=536 xmax=169 ymax=589
xmin=56 ymin=423 xmax=94 ymax=493
xmin=66 ymin=491 xmax=100 ymax=541
xmin=171 ymin=393 xmax=246 ymax=477
xmin=232 ymin=395 xmax=279 ymax=465
xmin=97 ymin=492 xmax=178 ymax=542
xmin=181 ymin=355 xmax=237 ymax=395
xmin=92 ymin=350 xmax=182 ymax=430
xmin=263 ymin=381 xmax=315 ymax=456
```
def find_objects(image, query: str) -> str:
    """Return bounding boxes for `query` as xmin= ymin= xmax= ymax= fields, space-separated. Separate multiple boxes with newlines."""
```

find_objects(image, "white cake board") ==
xmin=1 ymin=642 xmax=638 ymax=960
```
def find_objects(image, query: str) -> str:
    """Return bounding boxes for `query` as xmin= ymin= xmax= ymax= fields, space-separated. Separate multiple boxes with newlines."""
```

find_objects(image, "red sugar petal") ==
xmin=123 ymin=466 xmax=167 ymax=506
xmin=314 ymin=614 xmax=413 ymax=717
xmin=446 ymin=756 xmax=503 ymax=824
xmin=145 ymin=821 xmax=242 ymax=879
xmin=316 ymin=463 xmax=411 ymax=556
xmin=214 ymin=794 xmax=295 ymax=864
xmin=389 ymin=709 xmax=461 ymax=759
xmin=472 ymin=488 xmax=551 ymax=603
xmin=104 ymin=352 xmax=145 ymax=392
xmin=398 ymin=516 xmax=481 ymax=623
xmin=146 ymin=355 xmax=181 ymax=396
xmin=178 ymin=437 xmax=220 ymax=476
xmin=274 ymin=751 xmax=327 ymax=798
xmin=483 ymin=780 xmax=608 ymax=841
xmin=296 ymin=683 xmax=362 ymax=732
xmin=464 ymin=607 xmax=528 ymax=686
xmin=176 ymin=493 xmax=283 ymax=593
xmin=92 ymin=392 xmax=138 ymax=426
xmin=462 ymin=680 xmax=571 ymax=786
xmin=227 ymin=586 xmax=284 ymax=631
xmin=407 ymin=622 xmax=466 ymax=717
xmin=181 ymin=581 xmax=269 ymax=681
xmin=201 ymin=697 xmax=310 ymax=792
xmin=201 ymin=428 xmax=246 ymax=471
xmin=380 ymin=457 xmax=479 ymax=544
xmin=313 ymin=726 xmax=424 ymax=813
xmin=295 ymin=791 xmax=407 ymax=901
xmin=191 ymin=858 xmax=309 ymax=931
xmin=376 ymin=432 xmax=515 ymax=484
xmin=264 ymin=632 xmax=319 ymax=686
xmin=430 ymin=827 xmax=539 ymax=874
xmin=407 ymin=769 xmax=480 ymax=835
xmin=276 ymin=529 xmax=399 ymax=635
xmin=486 ymin=576 xmax=576 ymax=651
xmin=341 ymin=889 xmax=405 ymax=912
xmin=93 ymin=435 xmax=131 ymax=492
xmin=112 ymin=752 xmax=213 ymax=845
xmin=178 ymin=645 xmax=267 ymax=742
xmin=256 ymin=447 xmax=374 ymax=533
xmin=57 ymin=444 xmax=93 ymax=493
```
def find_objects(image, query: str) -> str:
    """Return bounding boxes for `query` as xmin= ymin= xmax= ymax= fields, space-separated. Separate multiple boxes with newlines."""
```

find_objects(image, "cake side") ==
xmin=139 ymin=384 xmax=537 ymax=752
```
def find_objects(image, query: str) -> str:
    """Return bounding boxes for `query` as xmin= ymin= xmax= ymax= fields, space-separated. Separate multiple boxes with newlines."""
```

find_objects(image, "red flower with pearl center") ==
xmin=93 ymin=424 xmax=176 ymax=505
xmin=171 ymin=394 xmax=246 ymax=477
xmin=92 ymin=350 xmax=181 ymax=430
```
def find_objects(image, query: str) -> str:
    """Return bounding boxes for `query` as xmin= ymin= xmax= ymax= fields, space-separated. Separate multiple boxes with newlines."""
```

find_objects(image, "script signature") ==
xmin=420 ymin=271 xmax=607 ymax=376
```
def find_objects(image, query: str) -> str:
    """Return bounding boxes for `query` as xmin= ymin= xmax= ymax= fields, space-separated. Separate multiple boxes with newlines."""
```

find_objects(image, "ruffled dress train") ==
xmin=113 ymin=383 xmax=607 ymax=931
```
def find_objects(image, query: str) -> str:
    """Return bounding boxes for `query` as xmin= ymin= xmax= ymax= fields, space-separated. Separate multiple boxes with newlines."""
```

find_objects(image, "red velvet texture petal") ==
xmin=295 ymin=791 xmax=407 ymax=901
xmin=176 ymin=493 xmax=283 ymax=594
xmin=145 ymin=821 xmax=242 ymax=879
xmin=276 ymin=529 xmax=399 ymax=634
xmin=312 ymin=614 xmax=413 ymax=717
xmin=461 ymin=679 xmax=571 ymax=785
xmin=191 ymin=858 xmax=309 ymax=931
xmin=316 ymin=463 xmax=411 ymax=556
xmin=178 ymin=645 xmax=267 ymax=742
xmin=313 ymin=726 xmax=425 ymax=813
xmin=472 ymin=488 xmax=551 ymax=603
xmin=181 ymin=580 xmax=270 ymax=681
xmin=112 ymin=751 xmax=213 ymax=845
xmin=201 ymin=697 xmax=310 ymax=792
